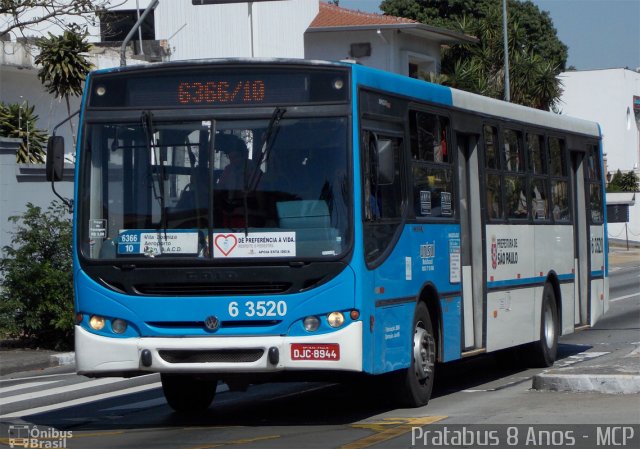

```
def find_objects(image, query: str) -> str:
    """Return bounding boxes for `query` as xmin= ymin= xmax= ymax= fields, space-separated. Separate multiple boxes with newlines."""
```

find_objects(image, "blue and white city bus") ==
xmin=47 ymin=59 xmax=608 ymax=411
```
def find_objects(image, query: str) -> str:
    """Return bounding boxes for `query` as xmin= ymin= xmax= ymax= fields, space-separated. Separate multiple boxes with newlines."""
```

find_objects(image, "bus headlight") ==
xmin=327 ymin=312 xmax=345 ymax=328
xmin=89 ymin=315 xmax=106 ymax=331
xmin=112 ymin=319 xmax=128 ymax=334
xmin=303 ymin=316 xmax=320 ymax=332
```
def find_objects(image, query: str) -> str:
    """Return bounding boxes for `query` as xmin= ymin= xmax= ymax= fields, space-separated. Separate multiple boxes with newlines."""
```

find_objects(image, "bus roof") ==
xmin=350 ymin=63 xmax=600 ymax=138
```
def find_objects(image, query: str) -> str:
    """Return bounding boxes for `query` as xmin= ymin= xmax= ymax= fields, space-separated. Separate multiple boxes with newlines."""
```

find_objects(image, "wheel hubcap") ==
xmin=413 ymin=323 xmax=435 ymax=381
xmin=543 ymin=301 xmax=555 ymax=348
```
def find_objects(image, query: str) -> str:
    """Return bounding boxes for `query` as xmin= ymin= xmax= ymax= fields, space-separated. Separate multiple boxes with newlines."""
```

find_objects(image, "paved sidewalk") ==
xmin=533 ymin=345 xmax=640 ymax=394
xmin=0 ymin=348 xmax=74 ymax=376
xmin=609 ymin=247 xmax=640 ymax=267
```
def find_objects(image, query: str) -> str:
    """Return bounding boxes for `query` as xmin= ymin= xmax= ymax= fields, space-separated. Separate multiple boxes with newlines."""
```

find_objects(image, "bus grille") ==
xmin=134 ymin=282 xmax=291 ymax=296
xmin=146 ymin=320 xmax=282 ymax=330
xmin=159 ymin=349 xmax=264 ymax=364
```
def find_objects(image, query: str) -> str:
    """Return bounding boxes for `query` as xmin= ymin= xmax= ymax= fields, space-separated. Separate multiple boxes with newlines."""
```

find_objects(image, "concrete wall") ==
xmin=0 ymin=42 xmax=136 ymax=162
xmin=0 ymin=138 xmax=74 ymax=253
xmin=0 ymin=63 xmax=80 ymax=159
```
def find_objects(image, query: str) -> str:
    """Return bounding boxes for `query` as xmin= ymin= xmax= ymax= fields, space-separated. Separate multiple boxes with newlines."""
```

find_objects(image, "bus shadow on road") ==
xmin=431 ymin=343 xmax=592 ymax=397
xmin=19 ymin=345 xmax=593 ymax=432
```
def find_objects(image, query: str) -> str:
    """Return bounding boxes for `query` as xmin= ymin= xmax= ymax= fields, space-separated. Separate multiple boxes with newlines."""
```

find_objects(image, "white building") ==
xmin=558 ymin=68 xmax=640 ymax=176
xmin=305 ymin=3 xmax=474 ymax=78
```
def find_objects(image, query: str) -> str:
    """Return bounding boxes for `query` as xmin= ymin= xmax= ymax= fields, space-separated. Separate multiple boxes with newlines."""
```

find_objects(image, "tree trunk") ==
xmin=65 ymin=96 xmax=77 ymax=151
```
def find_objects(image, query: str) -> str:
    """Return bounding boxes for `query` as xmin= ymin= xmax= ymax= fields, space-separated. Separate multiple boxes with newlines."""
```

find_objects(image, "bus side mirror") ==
xmin=46 ymin=136 xmax=65 ymax=182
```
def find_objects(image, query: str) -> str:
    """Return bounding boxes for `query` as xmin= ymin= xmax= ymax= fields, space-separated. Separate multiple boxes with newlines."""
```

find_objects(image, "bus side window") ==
xmin=362 ymin=130 xmax=404 ymax=264
xmin=549 ymin=137 xmax=571 ymax=222
xmin=483 ymin=125 xmax=503 ymax=221
xmin=586 ymin=144 xmax=603 ymax=224
xmin=486 ymin=173 xmax=503 ymax=220
xmin=363 ymin=132 xmax=402 ymax=220
xmin=503 ymin=129 xmax=524 ymax=173
xmin=410 ymin=111 xmax=454 ymax=219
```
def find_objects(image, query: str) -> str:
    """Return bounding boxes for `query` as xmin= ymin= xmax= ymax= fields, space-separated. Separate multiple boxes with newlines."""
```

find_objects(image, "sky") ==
xmin=337 ymin=0 xmax=640 ymax=71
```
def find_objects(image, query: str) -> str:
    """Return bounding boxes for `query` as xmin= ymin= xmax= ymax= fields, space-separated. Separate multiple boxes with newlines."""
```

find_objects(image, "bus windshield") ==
xmin=81 ymin=116 xmax=350 ymax=261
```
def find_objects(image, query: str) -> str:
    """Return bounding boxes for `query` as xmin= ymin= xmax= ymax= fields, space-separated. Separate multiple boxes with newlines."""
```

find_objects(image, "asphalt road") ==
xmin=1 ymin=265 xmax=638 ymax=449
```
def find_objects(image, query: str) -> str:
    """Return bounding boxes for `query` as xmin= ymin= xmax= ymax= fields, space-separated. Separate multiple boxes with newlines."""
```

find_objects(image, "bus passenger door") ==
xmin=571 ymin=151 xmax=589 ymax=327
xmin=457 ymin=133 xmax=484 ymax=351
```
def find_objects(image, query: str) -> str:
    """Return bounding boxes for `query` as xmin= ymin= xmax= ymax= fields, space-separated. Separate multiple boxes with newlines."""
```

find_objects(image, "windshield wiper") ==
xmin=141 ymin=111 xmax=168 ymax=248
xmin=242 ymin=107 xmax=286 ymax=236
xmin=246 ymin=106 xmax=286 ymax=191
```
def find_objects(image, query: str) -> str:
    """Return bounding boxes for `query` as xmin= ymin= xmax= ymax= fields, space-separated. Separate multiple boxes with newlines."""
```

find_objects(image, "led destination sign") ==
xmin=89 ymin=67 xmax=349 ymax=108
xmin=177 ymin=79 xmax=267 ymax=105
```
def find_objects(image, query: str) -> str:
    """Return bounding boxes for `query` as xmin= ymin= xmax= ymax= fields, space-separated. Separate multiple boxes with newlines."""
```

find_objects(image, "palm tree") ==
xmin=0 ymin=102 xmax=48 ymax=163
xmin=35 ymin=26 xmax=93 ymax=148
xmin=435 ymin=4 xmax=563 ymax=111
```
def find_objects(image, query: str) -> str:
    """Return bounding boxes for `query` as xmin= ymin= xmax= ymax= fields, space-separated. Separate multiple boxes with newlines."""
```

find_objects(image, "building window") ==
xmin=403 ymin=51 xmax=436 ymax=80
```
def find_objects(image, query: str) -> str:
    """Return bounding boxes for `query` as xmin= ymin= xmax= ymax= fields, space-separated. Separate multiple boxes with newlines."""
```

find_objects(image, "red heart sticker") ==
xmin=214 ymin=234 xmax=238 ymax=256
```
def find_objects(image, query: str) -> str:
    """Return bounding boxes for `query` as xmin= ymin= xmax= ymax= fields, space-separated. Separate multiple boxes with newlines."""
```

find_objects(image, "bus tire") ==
xmin=528 ymin=283 xmax=559 ymax=367
xmin=161 ymin=373 xmax=217 ymax=413
xmin=393 ymin=301 xmax=436 ymax=407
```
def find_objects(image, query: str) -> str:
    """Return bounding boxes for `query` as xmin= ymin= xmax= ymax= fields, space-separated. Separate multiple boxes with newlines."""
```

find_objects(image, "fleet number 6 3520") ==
xmin=228 ymin=300 xmax=287 ymax=318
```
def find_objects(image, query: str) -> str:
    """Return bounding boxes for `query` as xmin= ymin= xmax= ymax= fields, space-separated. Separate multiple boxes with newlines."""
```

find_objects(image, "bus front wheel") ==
xmin=161 ymin=373 xmax=217 ymax=413
xmin=393 ymin=301 xmax=436 ymax=407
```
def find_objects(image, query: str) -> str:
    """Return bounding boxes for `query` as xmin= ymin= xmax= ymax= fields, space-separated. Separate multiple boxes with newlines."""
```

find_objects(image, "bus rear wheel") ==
xmin=161 ymin=373 xmax=217 ymax=413
xmin=527 ymin=283 xmax=559 ymax=367
xmin=393 ymin=302 xmax=436 ymax=407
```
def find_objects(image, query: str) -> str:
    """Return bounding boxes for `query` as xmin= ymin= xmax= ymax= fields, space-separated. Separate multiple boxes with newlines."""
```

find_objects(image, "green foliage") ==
xmin=35 ymin=25 xmax=93 ymax=147
xmin=35 ymin=26 xmax=93 ymax=100
xmin=0 ymin=202 xmax=74 ymax=350
xmin=380 ymin=0 xmax=567 ymax=110
xmin=607 ymin=169 xmax=640 ymax=193
xmin=0 ymin=102 xmax=48 ymax=163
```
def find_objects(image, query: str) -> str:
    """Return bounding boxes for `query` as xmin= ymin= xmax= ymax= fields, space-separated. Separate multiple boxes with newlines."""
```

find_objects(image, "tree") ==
xmin=35 ymin=25 xmax=93 ymax=148
xmin=607 ymin=169 xmax=640 ymax=193
xmin=380 ymin=0 xmax=568 ymax=110
xmin=0 ymin=0 xmax=118 ymax=41
xmin=0 ymin=101 xmax=48 ymax=163
xmin=0 ymin=202 xmax=74 ymax=350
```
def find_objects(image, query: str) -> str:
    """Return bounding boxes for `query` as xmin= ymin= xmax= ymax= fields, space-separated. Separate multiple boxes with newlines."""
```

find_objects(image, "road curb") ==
xmin=532 ymin=372 xmax=640 ymax=394
xmin=0 ymin=351 xmax=75 ymax=376
xmin=50 ymin=352 xmax=75 ymax=367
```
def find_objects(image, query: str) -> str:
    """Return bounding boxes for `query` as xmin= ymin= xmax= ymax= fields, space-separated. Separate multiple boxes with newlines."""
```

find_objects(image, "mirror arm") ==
xmin=51 ymin=179 xmax=74 ymax=213
xmin=52 ymin=110 xmax=80 ymax=137
xmin=48 ymin=109 xmax=79 ymax=212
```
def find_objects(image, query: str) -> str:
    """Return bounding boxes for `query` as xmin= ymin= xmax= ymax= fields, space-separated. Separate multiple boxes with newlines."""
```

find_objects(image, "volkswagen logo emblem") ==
xmin=204 ymin=315 xmax=220 ymax=331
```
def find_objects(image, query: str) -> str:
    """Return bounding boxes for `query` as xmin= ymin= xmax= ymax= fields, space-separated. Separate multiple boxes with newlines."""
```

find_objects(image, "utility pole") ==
xmin=136 ymin=0 xmax=145 ymax=56
xmin=502 ymin=0 xmax=510 ymax=102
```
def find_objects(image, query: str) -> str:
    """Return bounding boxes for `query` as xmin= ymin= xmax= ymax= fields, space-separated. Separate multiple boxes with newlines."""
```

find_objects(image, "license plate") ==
xmin=290 ymin=343 xmax=340 ymax=361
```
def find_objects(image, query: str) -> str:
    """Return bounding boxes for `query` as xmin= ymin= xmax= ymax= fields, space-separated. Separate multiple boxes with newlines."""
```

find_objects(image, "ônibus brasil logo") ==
xmin=8 ymin=425 xmax=72 ymax=448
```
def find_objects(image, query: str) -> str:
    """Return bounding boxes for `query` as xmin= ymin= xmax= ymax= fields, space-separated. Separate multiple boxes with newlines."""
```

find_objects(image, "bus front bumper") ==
xmin=75 ymin=322 xmax=363 ymax=375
